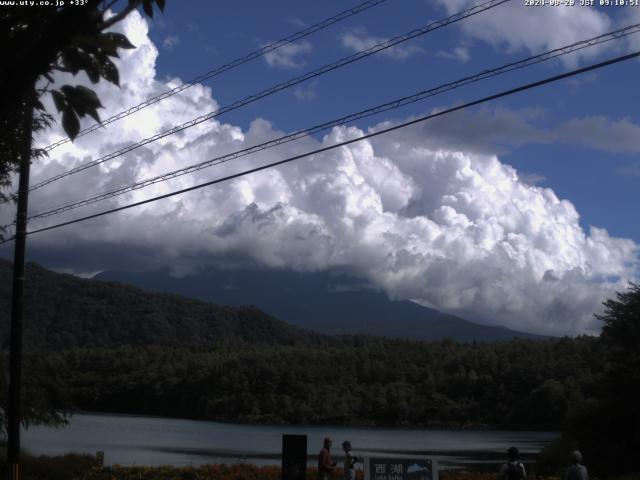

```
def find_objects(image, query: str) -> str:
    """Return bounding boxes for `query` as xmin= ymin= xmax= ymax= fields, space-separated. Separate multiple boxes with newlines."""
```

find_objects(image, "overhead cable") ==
xmin=42 ymin=0 xmax=391 ymax=152
xmin=3 ymin=49 xmax=635 ymax=243
xmin=22 ymin=22 xmax=640 ymax=222
xmin=26 ymin=0 xmax=510 ymax=193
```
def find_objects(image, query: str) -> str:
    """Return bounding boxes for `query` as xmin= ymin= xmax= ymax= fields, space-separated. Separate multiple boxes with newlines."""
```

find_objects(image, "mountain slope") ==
xmin=97 ymin=266 xmax=546 ymax=342
xmin=0 ymin=260 xmax=324 ymax=350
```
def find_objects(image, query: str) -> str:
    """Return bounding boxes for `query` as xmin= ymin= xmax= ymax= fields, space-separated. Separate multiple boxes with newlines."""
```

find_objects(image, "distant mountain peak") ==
xmin=96 ymin=265 xmax=548 ymax=342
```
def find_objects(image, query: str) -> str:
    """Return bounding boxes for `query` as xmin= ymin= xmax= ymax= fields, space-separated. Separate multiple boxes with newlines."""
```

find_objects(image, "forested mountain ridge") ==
xmin=0 ymin=258 xmax=543 ymax=351
xmin=0 ymin=259 xmax=604 ymax=431
xmin=0 ymin=259 xmax=324 ymax=350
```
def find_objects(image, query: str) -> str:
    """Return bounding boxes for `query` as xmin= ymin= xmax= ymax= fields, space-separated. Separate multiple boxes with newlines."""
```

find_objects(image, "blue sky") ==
xmin=2 ymin=0 xmax=639 ymax=335
xmin=146 ymin=0 xmax=640 ymax=242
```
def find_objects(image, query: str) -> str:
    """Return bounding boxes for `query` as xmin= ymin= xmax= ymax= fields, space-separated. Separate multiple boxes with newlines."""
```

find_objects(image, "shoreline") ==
xmin=20 ymin=413 xmax=559 ymax=471
xmin=65 ymin=410 xmax=561 ymax=433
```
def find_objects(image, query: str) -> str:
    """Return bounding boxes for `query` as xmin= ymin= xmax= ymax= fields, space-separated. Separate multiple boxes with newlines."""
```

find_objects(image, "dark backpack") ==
xmin=506 ymin=462 xmax=525 ymax=480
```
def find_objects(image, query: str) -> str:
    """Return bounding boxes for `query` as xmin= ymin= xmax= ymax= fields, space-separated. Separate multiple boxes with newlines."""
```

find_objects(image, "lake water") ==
xmin=21 ymin=413 xmax=558 ymax=470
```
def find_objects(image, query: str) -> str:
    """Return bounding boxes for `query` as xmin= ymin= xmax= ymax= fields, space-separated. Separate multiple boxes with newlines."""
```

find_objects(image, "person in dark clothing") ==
xmin=499 ymin=446 xmax=526 ymax=480
xmin=565 ymin=451 xmax=588 ymax=480
xmin=342 ymin=440 xmax=357 ymax=480
xmin=318 ymin=437 xmax=336 ymax=480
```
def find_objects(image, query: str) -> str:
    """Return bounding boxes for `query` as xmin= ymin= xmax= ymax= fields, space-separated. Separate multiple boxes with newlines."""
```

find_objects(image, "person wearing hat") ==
xmin=499 ymin=446 xmax=526 ymax=480
xmin=565 ymin=451 xmax=588 ymax=480
xmin=318 ymin=437 xmax=337 ymax=480
xmin=342 ymin=440 xmax=357 ymax=480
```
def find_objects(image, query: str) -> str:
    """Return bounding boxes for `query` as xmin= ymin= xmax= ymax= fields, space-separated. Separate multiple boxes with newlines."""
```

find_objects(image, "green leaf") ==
xmin=75 ymin=34 xmax=100 ymax=55
xmin=61 ymin=48 xmax=100 ymax=82
xmin=51 ymin=90 xmax=66 ymax=113
xmin=86 ymin=108 xmax=101 ymax=124
xmin=55 ymin=86 xmax=98 ymax=127
xmin=95 ymin=42 xmax=118 ymax=59
xmin=59 ymin=85 xmax=75 ymax=96
xmin=101 ymin=32 xmax=136 ymax=50
xmin=60 ymin=85 xmax=104 ymax=124
xmin=98 ymin=56 xmax=120 ymax=86
xmin=61 ymin=49 xmax=83 ymax=75
xmin=84 ymin=60 xmax=101 ymax=83
xmin=142 ymin=0 xmax=154 ymax=18
xmin=94 ymin=32 xmax=137 ymax=59
xmin=74 ymin=85 xmax=103 ymax=108
xmin=62 ymin=108 xmax=80 ymax=140
xmin=69 ymin=85 xmax=103 ymax=110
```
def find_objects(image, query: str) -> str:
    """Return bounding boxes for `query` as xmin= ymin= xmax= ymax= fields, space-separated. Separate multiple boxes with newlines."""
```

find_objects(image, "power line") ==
xmin=25 ymin=0 xmax=510 ymax=193
xmin=42 ymin=0 xmax=391 ymax=152
xmin=3 ymin=49 xmax=635 ymax=243
xmin=22 ymin=22 xmax=640 ymax=223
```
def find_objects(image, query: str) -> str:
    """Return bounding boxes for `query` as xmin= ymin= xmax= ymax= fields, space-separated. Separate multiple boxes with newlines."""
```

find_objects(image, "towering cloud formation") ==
xmin=4 ymin=11 xmax=636 ymax=336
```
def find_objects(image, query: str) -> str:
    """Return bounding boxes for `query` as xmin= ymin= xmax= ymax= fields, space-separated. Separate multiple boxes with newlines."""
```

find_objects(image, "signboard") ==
xmin=364 ymin=457 xmax=437 ymax=480
xmin=282 ymin=434 xmax=307 ymax=480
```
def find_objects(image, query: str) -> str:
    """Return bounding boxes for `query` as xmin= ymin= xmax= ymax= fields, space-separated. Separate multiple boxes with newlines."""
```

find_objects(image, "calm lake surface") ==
xmin=22 ymin=413 xmax=558 ymax=469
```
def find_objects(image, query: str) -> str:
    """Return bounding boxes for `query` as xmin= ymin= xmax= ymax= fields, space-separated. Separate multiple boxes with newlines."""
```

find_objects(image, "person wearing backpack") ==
xmin=565 ymin=451 xmax=588 ymax=480
xmin=499 ymin=446 xmax=526 ymax=480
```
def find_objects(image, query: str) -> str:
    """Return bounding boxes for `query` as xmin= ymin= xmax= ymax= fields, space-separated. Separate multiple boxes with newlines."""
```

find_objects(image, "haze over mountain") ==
xmin=96 ymin=266 xmax=546 ymax=342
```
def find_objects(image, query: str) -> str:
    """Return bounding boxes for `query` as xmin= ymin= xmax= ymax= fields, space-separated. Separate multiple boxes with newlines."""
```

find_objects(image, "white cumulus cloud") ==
xmin=4 ymin=11 xmax=637 ymax=337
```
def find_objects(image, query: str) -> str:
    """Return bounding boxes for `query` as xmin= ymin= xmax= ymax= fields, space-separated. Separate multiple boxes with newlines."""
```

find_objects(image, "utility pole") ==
xmin=7 ymin=97 xmax=34 ymax=480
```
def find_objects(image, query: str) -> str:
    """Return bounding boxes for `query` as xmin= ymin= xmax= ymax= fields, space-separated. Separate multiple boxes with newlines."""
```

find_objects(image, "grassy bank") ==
xmin=81 ymin=467 xmax=563 ymax=480
xmin=3 ymin=449 xmax=638 ymax=480
xmin=1 ymin=455 xmax=567 ymax=480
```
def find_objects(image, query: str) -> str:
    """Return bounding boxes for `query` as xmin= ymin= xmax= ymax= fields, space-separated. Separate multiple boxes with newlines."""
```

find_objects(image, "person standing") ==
xmin=342 ymin=440 xmax=357 ymax=480
xmin=499 ymin=447 xmax=526 ymax=480
xmin=565 ymin=451 xmax=588 ymax=480
xmin=318 ymin=437 xmax=336 ymax=480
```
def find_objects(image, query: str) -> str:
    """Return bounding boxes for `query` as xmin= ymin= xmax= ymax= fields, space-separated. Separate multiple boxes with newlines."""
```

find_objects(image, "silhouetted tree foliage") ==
xmin=566 ymin=283 xmax=640 ymax=476
xmin=0 ymin=354 xmax=71 ymax=432
xmin=0 ymin=0 xmax=166 ymax=427
xmin=0 ymin=0 xmax=165 ymax=204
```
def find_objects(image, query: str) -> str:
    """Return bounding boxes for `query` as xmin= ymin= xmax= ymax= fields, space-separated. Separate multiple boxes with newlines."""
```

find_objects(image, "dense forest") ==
xmin=0 ymin=261 xmax=601 ymax=430
xmin=1 ymin=260 xmax=638 ymax=475
xmin=4 ymin=336 xmax=598 ymax=429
